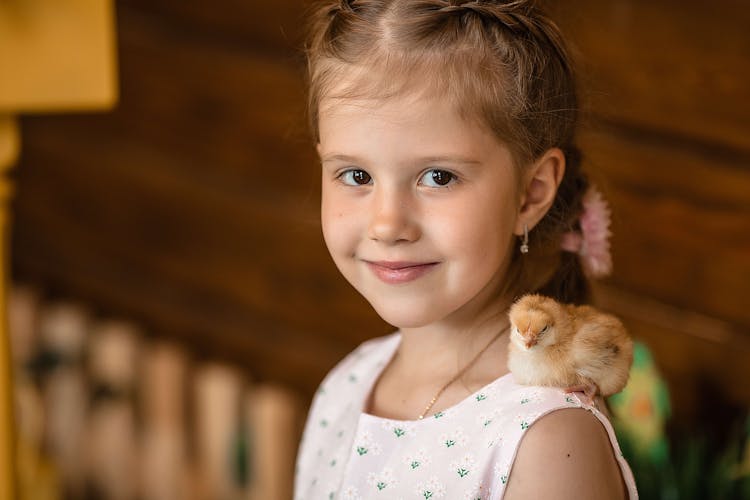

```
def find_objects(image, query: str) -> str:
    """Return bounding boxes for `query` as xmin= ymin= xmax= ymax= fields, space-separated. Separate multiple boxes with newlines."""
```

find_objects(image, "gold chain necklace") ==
xmin=417 ymin=325 xmax=509 ymax=420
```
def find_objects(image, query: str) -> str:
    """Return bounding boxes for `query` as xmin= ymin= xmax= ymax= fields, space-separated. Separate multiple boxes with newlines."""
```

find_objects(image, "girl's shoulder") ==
xmin=322 ymin=331 xmax=399 ymax=387
xmin=308 ymin=331 xmax=400 ymax=411
xmin=503 ymin=407 xmax=632 ymax=499
xmin=295 ymin=333 xmax=399 ymax=499
xmin=488 ymin=383 xmax=639 ymax=499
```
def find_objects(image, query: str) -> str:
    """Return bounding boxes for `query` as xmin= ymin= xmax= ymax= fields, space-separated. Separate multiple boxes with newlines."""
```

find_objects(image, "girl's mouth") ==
xmin=364 ymin=261 xmax=439 ymax=284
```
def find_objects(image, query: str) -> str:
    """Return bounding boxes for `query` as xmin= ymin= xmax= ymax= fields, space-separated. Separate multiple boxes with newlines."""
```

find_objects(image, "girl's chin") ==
xmin=367 ymin=299 xmax=451 ymax=329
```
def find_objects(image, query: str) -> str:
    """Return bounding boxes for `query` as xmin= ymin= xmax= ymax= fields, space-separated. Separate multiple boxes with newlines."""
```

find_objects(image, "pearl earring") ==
xmin=520 ymin=224 xmax=529 ymax=254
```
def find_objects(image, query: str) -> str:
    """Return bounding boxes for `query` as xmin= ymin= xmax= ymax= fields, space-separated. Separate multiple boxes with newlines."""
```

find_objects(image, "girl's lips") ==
xmin=365 ymin=261 xmax=439 ymax=284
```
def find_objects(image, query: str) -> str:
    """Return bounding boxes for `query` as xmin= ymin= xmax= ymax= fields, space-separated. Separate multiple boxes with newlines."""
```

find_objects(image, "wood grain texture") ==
xmin=118 ymin=0 xmax=750 ymax=156
xmin=547 ymin=0 xmax=750 ymax=152
xmin=10 ymin=1 xmax=750 ymax=417
xmin=12 ymin=119 xmax=389 ymax=393
xmin=11 ymin=3 xmax=391 ymax=396
xmin=117 ymin=0 xmax=311 ymax=53
xmin=580 ymin=127 xmax=750 ymax=328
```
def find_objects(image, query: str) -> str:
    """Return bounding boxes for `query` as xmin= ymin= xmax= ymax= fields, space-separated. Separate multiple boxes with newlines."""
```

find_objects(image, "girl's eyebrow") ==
xmin=418 ymin=155 xmax=482 ymax=166
xmin=321 ymin=153 xmax=482 ymax=166
xmin=320 ymin=154 xmax=362 ymax=164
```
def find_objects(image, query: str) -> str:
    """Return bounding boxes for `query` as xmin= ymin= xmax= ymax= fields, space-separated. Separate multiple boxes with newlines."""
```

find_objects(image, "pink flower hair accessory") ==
xmin=560 ymin=184 xmax=613 ymax=278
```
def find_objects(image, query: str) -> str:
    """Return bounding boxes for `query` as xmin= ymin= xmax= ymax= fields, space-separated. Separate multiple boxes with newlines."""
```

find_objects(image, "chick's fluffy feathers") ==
xmin=507 ymin=294 xmax=633 ymax=398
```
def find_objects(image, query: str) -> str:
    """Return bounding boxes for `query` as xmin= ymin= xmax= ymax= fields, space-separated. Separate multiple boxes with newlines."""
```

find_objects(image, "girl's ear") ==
xmin=514 ymin=147 xmax=566 ymax=235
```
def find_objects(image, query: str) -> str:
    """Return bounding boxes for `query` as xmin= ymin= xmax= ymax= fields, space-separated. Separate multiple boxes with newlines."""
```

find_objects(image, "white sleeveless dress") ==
xmin=294 ymin=332 xmax=639 ymax=499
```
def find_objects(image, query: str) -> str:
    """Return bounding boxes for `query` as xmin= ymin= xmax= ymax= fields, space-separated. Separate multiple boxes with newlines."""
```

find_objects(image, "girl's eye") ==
xmin=420 ymin=169 xmax=456 ymax=188
xmin=339 ymin=169 xmax=372 ymax=186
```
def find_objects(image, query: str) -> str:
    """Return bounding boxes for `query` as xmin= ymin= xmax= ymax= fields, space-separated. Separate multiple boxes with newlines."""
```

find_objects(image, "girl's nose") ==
xmin=367 ymin=189 xmax=420 ymax=244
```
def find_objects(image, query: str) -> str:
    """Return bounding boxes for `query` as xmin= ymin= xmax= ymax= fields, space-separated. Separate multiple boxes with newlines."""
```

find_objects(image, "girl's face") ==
xmin=317 ymin=91 xmax=521 ymax=329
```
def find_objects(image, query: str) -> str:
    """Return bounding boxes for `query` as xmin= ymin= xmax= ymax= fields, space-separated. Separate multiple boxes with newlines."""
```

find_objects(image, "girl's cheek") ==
xmin=322 ymin=197 xmax=351 ymax=225
xmin=322 ymin=196 xmax=358 ymax=244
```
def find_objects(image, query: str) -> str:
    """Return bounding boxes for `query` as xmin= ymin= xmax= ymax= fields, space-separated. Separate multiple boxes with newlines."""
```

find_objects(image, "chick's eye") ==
xmin=540 ymin=325 xmax=549 ymax=334
xmin=420 ymin=169 xmax=455 ymax=187
xmin=339 ymin=169 xmax=372 ymax=186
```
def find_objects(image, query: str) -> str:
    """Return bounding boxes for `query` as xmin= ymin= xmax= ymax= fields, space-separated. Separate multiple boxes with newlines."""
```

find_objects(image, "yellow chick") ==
xmin=507 ymin=294 xmax=633 ymax=405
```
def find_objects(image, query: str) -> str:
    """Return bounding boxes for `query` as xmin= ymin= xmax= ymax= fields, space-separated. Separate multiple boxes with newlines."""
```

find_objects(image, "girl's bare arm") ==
xmin=503 ymin=408 xmax=627 ymax=500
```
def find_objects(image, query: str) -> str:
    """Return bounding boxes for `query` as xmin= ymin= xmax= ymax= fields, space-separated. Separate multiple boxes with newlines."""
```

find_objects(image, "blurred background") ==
xmin=1 ymin=0 xmax=749 ymax=499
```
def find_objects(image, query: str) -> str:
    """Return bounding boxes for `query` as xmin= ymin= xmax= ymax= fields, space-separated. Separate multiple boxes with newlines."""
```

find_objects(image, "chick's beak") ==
xmin=524 ymin=326 xmax=539 ymax=349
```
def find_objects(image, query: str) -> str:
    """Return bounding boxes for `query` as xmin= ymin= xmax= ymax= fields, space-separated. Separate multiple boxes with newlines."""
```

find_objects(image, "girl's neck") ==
xmin=365 ymin=297 xmax=512 ymax=420
xmin=392 ymin=295 xmax=512 ymax=384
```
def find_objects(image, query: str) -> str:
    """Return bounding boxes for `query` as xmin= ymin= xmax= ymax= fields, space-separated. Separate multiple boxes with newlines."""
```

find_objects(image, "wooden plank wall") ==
xmin=544 ymin=1 xmax=750 ymax=425
xmin=9 ymin=1 xmax=750 ymax=427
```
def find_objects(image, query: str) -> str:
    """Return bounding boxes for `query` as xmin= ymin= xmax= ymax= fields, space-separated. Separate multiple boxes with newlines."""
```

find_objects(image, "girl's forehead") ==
xmin=318 ymin=98 xmax=516 ymax=175
xmin=318 ymin=62 xmax=462 ymax=117
xmin=316 ymin=56 xmax=509 ymax=132
xmin=318 ymin=95 xmax=481 ymax=151
xmin=318 ymin=83 xmax=483 ymax=136
xmin=315 ymin=68 xmax=511 ymax=160
xmin=320 ymin=92 xmax=446 ymax=124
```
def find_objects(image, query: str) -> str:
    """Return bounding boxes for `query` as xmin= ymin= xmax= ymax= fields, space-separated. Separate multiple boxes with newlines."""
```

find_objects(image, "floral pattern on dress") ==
xmin=341 ymin=484 xmax=362 ymax=500
xmin=514 ymin=410 xmax=544 ymax=431
xmin=518 ymin=388 xmax=543 ymax=405
xmin=476 ymin=408 xmax=502 ymax=428
xmin=493 ymin=459 xmax=512 ymax=486
xmin=403 ymin=448 xmax=432 ymax=471
xmin=462 ymin=479 xmax=489 ymax=500
xmin=449 ymin=452 xmax=477 ymax=478
xmin=380 ymin=419 xmax=417 ymax=439
xmin=415 ymin=476 xmax=446 ymax=499
xmin=354 ymin=430 xmax=382 ymax=456
xmin=485 ymin=433 xmax=506 ymax=450
xmin=366 ymin=467 xmax=397 ymax=492
xmin=324 ymin=479 xmax=339 ymax=500
xmin=438 ymin=426 xmax=468 ymax=448
xmin=294 ymin=332 xmax=639 ymax=500
xmin=429 ymin=406 xmax=456 ymax=422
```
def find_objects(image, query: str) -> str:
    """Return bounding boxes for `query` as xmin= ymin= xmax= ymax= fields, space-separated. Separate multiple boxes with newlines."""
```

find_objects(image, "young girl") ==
xmin=294 ymin=1 xmax=638 ymax=498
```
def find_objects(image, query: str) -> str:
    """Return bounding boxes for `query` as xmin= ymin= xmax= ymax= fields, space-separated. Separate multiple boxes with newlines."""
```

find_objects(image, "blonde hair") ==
xmin=304 ymin=0 xmax=591 ymax=303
